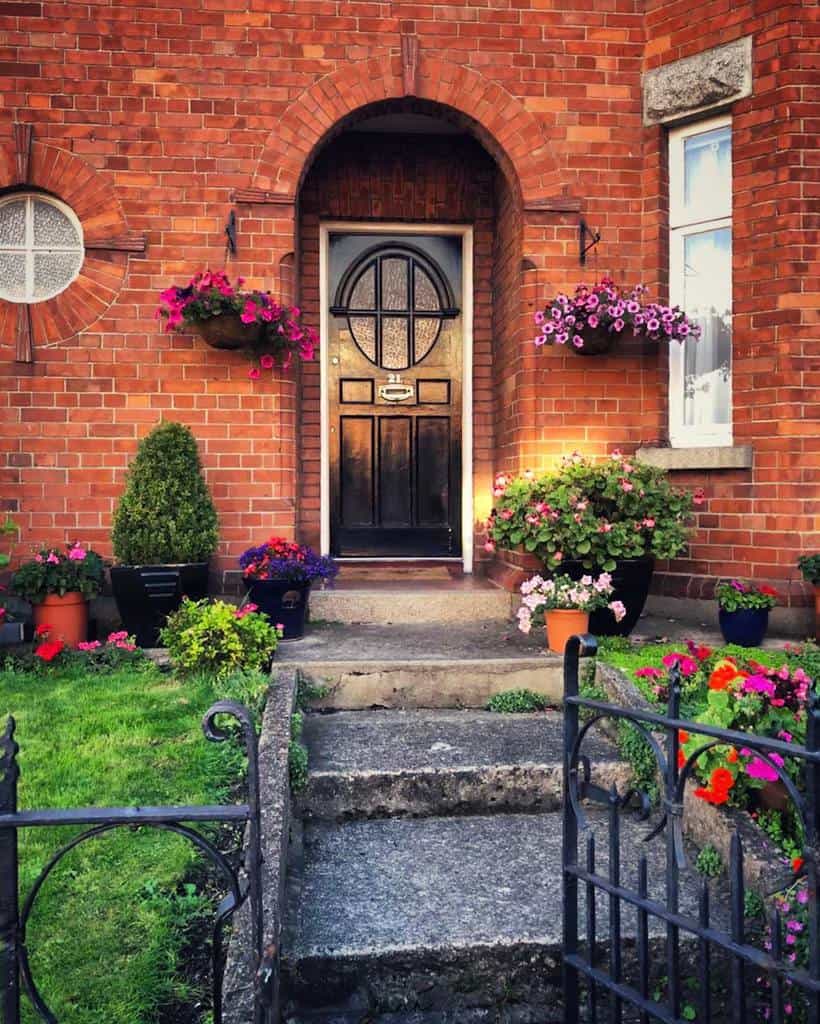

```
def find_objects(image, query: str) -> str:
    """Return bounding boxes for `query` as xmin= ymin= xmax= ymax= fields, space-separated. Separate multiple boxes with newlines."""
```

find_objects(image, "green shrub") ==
xmin=112 ymin=421 xmax=218 ymax=565
xmin=160 ymin=598 xmax=280 ymax=679
xmin=486 ymin=688 xmax=551 ymax=713
xmin=289 ymin=712 xmax=309 ymax=792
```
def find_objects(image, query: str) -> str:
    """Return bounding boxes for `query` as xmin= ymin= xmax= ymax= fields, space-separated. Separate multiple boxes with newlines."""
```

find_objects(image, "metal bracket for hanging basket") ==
xmin=579 ymin=218 xmax=601 ymax=266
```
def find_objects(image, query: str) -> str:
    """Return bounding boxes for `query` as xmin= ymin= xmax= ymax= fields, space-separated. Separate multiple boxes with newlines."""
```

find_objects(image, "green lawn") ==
xmin=1 ymin=659 xmax=249 ymax=1023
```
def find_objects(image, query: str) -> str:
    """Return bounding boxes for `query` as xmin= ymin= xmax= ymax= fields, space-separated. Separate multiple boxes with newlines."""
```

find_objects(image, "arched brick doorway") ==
xmin=295 ymin=98 xmax=524 ymax=572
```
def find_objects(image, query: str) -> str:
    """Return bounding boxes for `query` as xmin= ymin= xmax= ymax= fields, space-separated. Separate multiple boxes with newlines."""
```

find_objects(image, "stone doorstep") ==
xmin=282 ymin=811 xmax=726 ymax=1017
xmin=286 ymin=1007 xmax=558 ymax=1024
xmin=309 ymin=586 xmax=514 ymax=625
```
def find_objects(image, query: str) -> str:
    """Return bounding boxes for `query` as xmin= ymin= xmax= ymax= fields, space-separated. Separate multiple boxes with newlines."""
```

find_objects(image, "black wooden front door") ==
xmin=328 ymin=233 xmax=463 ymax=557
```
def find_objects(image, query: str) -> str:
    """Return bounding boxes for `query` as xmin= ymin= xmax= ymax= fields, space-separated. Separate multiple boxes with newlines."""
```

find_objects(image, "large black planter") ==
xmin=719 ymin=607 xmax=770 ymax=648
xmin=246 ymin=578 xmax=310 ymax=641
xmin=560 ymin=557 xmax=655 ymax=637
xmin=110 ymin=562 xmax=210 ymax=648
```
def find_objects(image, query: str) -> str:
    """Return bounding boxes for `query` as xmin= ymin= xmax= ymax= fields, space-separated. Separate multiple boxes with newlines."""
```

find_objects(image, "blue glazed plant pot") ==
xmin=718 ymin=607 xmax=770 ymax=648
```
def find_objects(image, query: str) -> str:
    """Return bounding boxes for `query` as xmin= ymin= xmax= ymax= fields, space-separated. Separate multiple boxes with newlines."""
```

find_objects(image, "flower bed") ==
xmin=598 ymin=638 xmax=820 ymax=867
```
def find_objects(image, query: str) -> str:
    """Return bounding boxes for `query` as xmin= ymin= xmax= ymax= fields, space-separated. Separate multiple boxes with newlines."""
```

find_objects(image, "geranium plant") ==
xmin=156 ymin=269 xmax=318 ymax=377
xmin=516 ymin=571 xmax=626 ymax=633
xmin=486 ymin=452 xmax=699 ymax=571
xmin=533 ymin=276 xmax=702 ymax=352
xmin=715 ymin=579 xmax=779 ymax=612
xmin=239 ymin=537 xmax=338 ymax=586
xmin=11 ymin=543 xmax=105 ymax=605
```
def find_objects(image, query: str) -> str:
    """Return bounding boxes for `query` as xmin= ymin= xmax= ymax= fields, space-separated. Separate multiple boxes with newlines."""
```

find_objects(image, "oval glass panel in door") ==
xmin=336 ymin=244 xmax=457 ymax=370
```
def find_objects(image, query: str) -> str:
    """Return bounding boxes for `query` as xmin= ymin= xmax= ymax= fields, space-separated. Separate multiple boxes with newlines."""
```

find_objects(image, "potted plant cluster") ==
xmin=156 ymin=269 xmax=318 ymax=378
xmin=111 ymin=421 xmax=218 ymax=648
xmin=533 ymin=277 xmax=701 ymax=355
xmin=239 ymin=536 xmax=338 ymax=641
xmin=486 ymin=452 xmax=699 ymax=635
xmin=11 ymin=542 xmax=105 ymax=645
xmin=516 ymin=571 xmax=626 ymax=654
xmin=715 ymin=579 xmax=779 ymax=647
xmin=798 ymin=554 xmax=820 ymax=641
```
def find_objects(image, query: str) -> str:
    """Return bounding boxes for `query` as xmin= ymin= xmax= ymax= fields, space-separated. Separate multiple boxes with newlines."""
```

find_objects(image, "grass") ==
xmin=1 ymin=658 xmax=250 ymax=1024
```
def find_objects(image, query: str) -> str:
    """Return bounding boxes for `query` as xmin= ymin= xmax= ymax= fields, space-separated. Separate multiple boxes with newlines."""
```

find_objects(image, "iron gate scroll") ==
xmin=562 ymin=634 xmax=820 ymax=1024
xmin=0 ymin=700 xmax=273 ymax=1024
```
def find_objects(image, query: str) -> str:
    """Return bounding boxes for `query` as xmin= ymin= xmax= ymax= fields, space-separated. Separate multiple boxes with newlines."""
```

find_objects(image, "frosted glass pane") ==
xmin=0 ymin=201 xmax=26 ymax=247
xmin=33 ymin=199 xmax=81 ymax=248
xmin=0 ymin=253 xmax=26 ymax=300
xmin=381 ymin=317 xmax=409 ymax=370
xmin=682 ymin=227 xmax=732 ymax=427
xmin=684 ymin=126 xmax=730 ymax=216
xmin=381 ymin=257 xmax=408 ymax=310
xmin=33 ymin=250 xmax=83 ymax=298
xmin=414 ymin=265 xmax=439 ymax=311
xmin=414 ymin=318 xmax=440 ymax=363
xmin=349 ymin=316 xmax=376 ymax=362
xmin=349 ymin=265 xmax=375 ymax=309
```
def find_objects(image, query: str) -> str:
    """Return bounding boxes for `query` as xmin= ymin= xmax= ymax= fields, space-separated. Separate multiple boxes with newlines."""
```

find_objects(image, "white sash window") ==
xmin=668 ymin=117 xmax=732 ymax=447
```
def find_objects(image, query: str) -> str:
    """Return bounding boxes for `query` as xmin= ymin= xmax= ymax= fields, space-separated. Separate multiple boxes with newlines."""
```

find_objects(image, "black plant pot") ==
xmin=110 ymin=562 xmax=210 ymax=648
xmin=560 ymin=557 xmax=655 ymax=637
xmin=246 ymin=579 xmax=311 ymax=641
xmin=718 ymin=607 xmax=769 ymax=648
xmin=0 ymin=622 xmax=23 ymax=647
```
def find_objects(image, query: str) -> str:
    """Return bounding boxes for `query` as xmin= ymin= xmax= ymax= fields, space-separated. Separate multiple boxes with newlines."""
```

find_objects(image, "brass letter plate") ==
xmin=378 ymin=382 xmax=415 ymax=403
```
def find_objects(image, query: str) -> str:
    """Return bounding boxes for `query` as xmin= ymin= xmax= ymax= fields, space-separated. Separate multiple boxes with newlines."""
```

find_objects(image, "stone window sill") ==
xmin=635 ymin=445 xmax=753 ymax=471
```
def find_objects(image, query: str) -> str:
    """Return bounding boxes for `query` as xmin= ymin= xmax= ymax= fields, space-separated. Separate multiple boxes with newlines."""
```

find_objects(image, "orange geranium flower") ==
xmin=727 ymin=747 xmax=738 ymax=764
xmin=679 ymin=729 xmax=690 ymax=743
xmin=708 ymin=662 xmax=745 ymax=690
xmin=710 ymin=767 xmax=734 ymax=793
xmin=678 ymin=748 xmax=687 ymax=770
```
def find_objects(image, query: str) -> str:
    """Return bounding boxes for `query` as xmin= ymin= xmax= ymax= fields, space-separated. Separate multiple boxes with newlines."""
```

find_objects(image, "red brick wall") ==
xmin=0 ymin=0 xmax=814 ymax=607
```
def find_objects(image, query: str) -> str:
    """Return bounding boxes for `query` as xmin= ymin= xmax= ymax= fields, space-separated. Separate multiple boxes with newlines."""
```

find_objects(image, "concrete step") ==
xmin=277 ymin=623 xmax=563 ymax=709
xmin=309 ymin=581 xmax=513 ymax=625
xmin=286 ymin=1008 xmax=557 ymax=1023
xmin=282 ymin=811 xmax=721 ymax=1019
xmin=299 ymin=709 xmax=629 ymax=820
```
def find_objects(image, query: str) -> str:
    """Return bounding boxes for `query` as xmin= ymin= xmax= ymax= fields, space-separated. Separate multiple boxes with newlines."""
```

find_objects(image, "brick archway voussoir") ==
xmin=253 ymin=56 xmax=564 ymax=206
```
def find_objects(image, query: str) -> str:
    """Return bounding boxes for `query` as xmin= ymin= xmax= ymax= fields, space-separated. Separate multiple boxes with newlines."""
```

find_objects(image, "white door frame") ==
xmin=319 ymin=221 xmax=475 ymax=573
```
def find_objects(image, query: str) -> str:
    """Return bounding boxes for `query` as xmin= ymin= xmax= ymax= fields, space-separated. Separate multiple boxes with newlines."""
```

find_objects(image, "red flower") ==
xmin=34 ymin=623 xmax=52 ymax=637
xmin=727 ymin=747 xmax=738 ymax=764
xmin=759 ymin=585 xmax=780 ymax=598
xmin=678 ymin=729 xmax=690 ymax=744
xmin=710 ymin=767 xmax=734 ymax=793
xmin=792 ymin=857 xmax=804 ymax=873
xmin=35 ymin=639 xmax=64 ymax=662
xmin=678 ymin=749 xmax=687 ymax=770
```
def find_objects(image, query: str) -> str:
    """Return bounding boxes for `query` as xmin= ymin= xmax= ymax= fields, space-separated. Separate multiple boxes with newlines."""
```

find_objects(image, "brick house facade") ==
xmin=0 ymin=1 xmax=816 ymax=626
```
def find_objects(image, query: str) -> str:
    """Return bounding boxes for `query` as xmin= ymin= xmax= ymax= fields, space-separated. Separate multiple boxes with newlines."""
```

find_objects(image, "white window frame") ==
xmin=668 ymin=115 xmax=733 ymax=448
xmin=0 ymin=192 xmax=84 ymax=303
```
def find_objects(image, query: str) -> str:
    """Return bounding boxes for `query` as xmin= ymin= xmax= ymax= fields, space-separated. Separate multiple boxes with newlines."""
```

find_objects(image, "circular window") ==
xmin=332 ymin=244 xmax=458 ymax=371
xmin=0 ymin=193 xmax=84 ymax=303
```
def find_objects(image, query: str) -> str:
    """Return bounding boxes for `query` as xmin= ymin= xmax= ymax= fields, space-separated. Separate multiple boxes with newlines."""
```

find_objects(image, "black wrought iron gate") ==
xmin=562 ymin=634 xmax=820 ymax=1024
xmin=0 ymin=700 xmax=272 ymax=1024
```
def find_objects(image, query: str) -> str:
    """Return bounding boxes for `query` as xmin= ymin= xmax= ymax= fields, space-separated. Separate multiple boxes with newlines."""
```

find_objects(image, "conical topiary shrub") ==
xmin=112 ymin=420 xmax=218 ymax=565
xmin=110 ymin=421 xmax=219 ymax=647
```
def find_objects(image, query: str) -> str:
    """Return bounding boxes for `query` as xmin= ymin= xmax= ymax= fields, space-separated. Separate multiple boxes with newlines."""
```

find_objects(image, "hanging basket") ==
xmin=572 ymin=325 xmax=616 ymax=357
xmin=191 ymin=314 xmax=263 ymax=350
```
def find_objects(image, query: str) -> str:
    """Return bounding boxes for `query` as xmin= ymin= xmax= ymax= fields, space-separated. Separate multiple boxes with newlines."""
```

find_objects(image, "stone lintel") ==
xmin=643 ymin=37 xmax=753 ymax=126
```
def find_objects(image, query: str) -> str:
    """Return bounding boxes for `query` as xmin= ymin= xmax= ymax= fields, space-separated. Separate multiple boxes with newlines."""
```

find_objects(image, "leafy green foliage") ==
xmin=797 ymin=554 xmax=820 ymax=584
xmin=487 ymin=453 xmax=694 ymax=571
xmin=616 ymin=720 xmax=659 ymax=802
xmin=744 ymin=890 xmax=765 ymax=922
xmin=289 ymin=712 xmax=309 ymax=793
xmin=111 ymin=421 xmax=218 ymax=565
xmin=695 ymin=844 xmax=723 ymax=877
xmin=160 ymin=598 xmax=280 ymax=680
xmin=0 ymin=660 xmax=247 ymax=1023
xmin=755 ymin=808 xmax=803 ymax=861
xmin=486 ymin=688 xmax=551 ymax=713
xmin=295 ymin=676 xmax=330 ymax=711
xmin=0 ymin=513 xmax=17 ymax=569
xmin=715 ymin=580 xmax=778 ymax=611
xmin=11 ymin=544 xmax=105 ymax=604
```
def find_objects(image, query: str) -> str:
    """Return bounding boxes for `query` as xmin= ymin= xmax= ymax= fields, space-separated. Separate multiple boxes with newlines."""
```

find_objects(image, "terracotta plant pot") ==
xmin=191 ymin=314 xmax=262 ymax=350
xmin=544 ymin=609 xmax=590 ymax=656
xmin=33 ymin=591 xmax=88 ymax=646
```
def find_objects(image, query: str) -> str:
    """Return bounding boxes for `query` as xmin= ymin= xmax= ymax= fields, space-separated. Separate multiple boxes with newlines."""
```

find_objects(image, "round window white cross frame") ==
xmin=0 ymin=192 xmax=85 ymax=303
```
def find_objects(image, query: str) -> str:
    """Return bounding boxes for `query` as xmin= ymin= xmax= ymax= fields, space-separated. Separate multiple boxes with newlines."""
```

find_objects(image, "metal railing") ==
xmin=0 ymin=700 xmax=272 ymax=1024
xmin=562 ymin=634 xmax=820 ymax=1024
